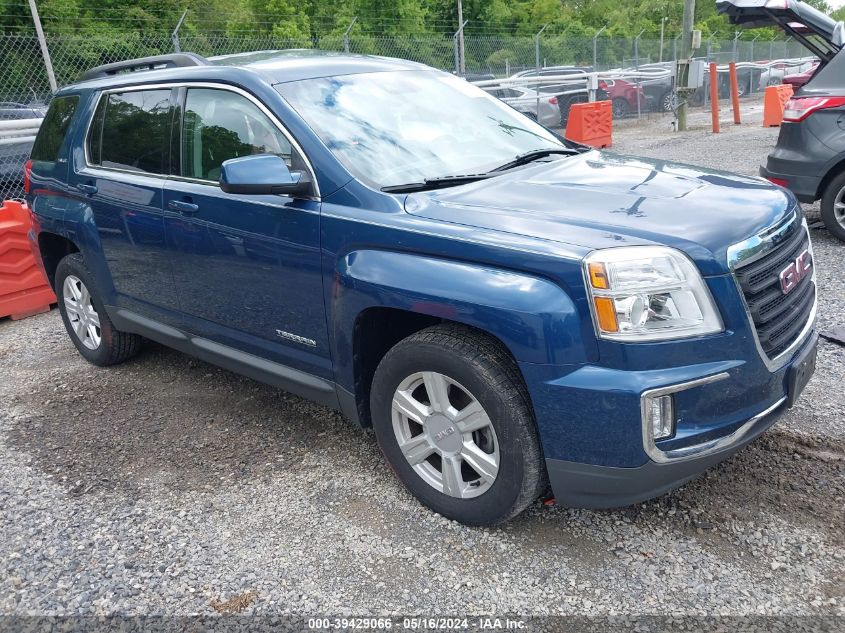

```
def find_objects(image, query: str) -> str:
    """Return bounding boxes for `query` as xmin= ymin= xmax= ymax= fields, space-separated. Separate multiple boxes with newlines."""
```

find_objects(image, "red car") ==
xmin=599 ymin=79 xmax=646 ymax=118
xmin=783 ymin=62 xmax=820 ymax=89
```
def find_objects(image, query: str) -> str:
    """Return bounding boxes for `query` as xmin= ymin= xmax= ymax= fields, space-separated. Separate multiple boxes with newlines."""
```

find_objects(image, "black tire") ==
xmin=660 ymin=90 xmax=675 ymax=113
xmin=611 ymin=98 xmax=629 ymax=119
xmin=370 ymin=324 xmax=545 ymax=526
xmin=55 ymin=253 xmax=143 ymax=366
xmin=820 ymin=170 xmax=845 ymax=242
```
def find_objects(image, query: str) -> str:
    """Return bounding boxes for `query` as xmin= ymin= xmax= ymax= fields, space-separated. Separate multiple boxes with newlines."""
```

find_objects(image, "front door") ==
xmin=163 ymin=86 xmax=329 ymax=376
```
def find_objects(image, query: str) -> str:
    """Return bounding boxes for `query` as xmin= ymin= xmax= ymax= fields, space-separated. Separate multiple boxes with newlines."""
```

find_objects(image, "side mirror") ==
xmin=219 ymin=154 xmax=312 ymax=197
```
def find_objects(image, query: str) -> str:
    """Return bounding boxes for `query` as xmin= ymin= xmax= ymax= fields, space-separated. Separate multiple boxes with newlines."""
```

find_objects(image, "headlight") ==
xmin=584 ymin=246 xmax=723 ymax=342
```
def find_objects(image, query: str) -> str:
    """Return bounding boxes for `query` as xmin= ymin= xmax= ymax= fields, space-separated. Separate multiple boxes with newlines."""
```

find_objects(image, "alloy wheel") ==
xmin=835 ymin=186 xmax=845 ymax=229
xmin=63 ymin=275 xmax=101 ymax=350
xmin=391 ymin=371 xmax=500 ymax=499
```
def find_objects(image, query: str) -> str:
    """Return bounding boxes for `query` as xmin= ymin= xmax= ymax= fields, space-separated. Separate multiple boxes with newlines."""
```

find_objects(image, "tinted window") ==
xmin=30 ymin=95 xmax=78 ymax=163
xmin=181 ymin=88 xmax=293 ymax=181
xmin=96 ymin=89 xmax=172 ymax=174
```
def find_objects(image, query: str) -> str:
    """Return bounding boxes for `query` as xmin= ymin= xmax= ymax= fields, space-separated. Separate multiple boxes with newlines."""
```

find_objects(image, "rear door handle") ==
xmin=76 ymin=183 xmax=98 ymax=195
xmin=168 ymin=200 xmax=200 ymax=215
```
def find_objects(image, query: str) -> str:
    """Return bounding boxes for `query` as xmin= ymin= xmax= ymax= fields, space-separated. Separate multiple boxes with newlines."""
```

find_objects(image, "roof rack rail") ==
xmin=81 ymin=53 xmax=207 ymax=81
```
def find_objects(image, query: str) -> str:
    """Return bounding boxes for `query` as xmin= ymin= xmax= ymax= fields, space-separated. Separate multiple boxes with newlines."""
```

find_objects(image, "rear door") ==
xmin=71 ymin=87 xmax=180 ymax=316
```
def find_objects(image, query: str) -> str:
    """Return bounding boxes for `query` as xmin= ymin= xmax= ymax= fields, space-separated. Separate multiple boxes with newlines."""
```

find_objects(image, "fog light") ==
xmin=646 ymin=394 xmax=675 ymax=440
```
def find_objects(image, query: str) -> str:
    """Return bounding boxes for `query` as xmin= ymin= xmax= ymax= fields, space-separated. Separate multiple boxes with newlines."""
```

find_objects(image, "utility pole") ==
xmin=27 ymin=0 xmax=57 ymax=93
xmin=677 ymin=0 xmax=696 ymax=132
xmin=457 ymin=0 xmax=465 ymax=75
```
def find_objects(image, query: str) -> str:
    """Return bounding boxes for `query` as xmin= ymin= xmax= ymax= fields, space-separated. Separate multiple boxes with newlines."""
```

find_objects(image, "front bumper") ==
xmin=526 ymin=326 xmax=818 ymax=509
xmin=545 ymin=396 xmax=786 ymax=509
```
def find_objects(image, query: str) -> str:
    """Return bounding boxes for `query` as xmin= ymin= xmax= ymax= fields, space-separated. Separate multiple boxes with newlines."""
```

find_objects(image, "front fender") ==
xmin=331 ymin=249 xmax=589 ymax=392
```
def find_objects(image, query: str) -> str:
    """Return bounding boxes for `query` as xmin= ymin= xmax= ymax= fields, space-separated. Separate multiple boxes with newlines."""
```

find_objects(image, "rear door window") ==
xmin=88 ymin=89 xmax=173 ymax=175
xmin=30 ymin=95 xmax=78 ymax=164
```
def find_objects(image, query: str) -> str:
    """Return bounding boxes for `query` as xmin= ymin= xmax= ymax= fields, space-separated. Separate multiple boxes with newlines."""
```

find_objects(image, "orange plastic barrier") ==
xmin=565 ymin=100 xmax=612 ymax=148
xmin=763 ymin=84 xmax=795 ymax=128
xmin=0 ymin=200 xmax=55 ymax=320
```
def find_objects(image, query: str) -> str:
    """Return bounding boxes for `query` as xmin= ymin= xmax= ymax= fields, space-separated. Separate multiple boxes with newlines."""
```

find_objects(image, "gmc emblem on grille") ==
xmin=779 ymin=250 xmax=812 ymax=295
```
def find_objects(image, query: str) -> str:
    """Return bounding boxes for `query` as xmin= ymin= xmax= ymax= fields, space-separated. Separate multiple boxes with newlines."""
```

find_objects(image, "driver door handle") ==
xmin=168 ymin=200 xmax=200 ymax=215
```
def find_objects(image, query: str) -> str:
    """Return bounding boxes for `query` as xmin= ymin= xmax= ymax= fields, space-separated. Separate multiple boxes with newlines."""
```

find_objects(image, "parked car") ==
xmin=759 ymin=59 xmax=818 ymax=90
xmin=27 ymin=50 xmax=817 ymax=526
xmin=509 ymin=66 xmax=606 ymax=123
xmin=782 ymin=62 xmax=820 ymax=89
xmin=483 ymin=85 xmax=562 ymax=128
xmin=598 ymin=78 xmax=646 ymax=117
xmin=0 ymin=101 xmax=46 ymax=185
xmin=633 ymin=63 xmax=676 ymax=112
xmin=720 ymin=0 xmax=845 ymax=240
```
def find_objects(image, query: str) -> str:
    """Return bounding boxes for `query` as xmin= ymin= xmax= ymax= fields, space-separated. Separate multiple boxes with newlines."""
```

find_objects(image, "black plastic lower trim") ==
xmin=110 ymin=307 xmax=341 ymax=411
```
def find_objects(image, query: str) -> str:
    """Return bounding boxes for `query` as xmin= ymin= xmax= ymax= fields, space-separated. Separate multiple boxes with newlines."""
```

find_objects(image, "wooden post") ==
xmin=729 ymin=62 xmax=741 ymax=125
xmin=710 ymin=62 xmax=721 ymax=134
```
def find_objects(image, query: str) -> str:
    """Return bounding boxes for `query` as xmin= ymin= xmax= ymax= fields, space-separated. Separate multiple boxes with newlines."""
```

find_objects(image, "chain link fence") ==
xmin=0 ymin=28 xmax=814 ymax=201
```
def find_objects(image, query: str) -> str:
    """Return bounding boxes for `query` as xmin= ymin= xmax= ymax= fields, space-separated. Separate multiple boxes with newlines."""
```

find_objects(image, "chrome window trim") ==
xmin=641 ymin=371 xmax=731 ymax=463
xmin=727 ymin=213 xmax=817 ymax=372
xmin=81 ymin=81 xmax=321 ymax=199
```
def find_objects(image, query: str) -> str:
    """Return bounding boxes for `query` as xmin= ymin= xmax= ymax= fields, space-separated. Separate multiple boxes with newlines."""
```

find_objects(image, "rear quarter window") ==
xmin=30 ymin=95 xmax=79 ymax=163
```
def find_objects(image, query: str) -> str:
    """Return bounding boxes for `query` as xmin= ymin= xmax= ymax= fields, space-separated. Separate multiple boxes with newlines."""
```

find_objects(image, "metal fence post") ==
xmin=26 ymin=0 xmax=57 ymax=93
xmin=535 ymin=24 xmax=548 ymax=117
xmin=171 ymin=9 xmax=187 ymax=53
xmin=593 ymin=26 xmax=606 ymax=70
xmin=673 ymin=34 xmax=681 ymax=62
xmin=634 ymin=29 xmax=644 ymax=120
xmin=343 ymin=17 xmax=357 ymax=53
xmin=453 ymin=20 xmax=467 ymax=75
xmin=732 ymin=31 xmax=741 ymax=62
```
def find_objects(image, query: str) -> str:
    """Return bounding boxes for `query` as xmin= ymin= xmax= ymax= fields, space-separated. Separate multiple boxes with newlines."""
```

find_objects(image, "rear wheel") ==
xmin=612 ymin=98 xmax=629 ymax=118
xmin=55 ymin=253 xmax=143 ymax=366
xmin=821 ymin=171 xmax=845 ymax=242
xmin=370 ymin=325 xmax=545 ymax=526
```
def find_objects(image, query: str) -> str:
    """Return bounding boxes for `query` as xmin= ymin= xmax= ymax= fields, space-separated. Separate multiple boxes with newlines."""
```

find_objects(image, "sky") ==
xmin=829 ymin=0 xmax=845 ymax=9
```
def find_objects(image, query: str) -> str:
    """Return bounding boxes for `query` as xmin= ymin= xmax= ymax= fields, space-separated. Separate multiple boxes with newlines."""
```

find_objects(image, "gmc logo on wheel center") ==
xmin=779 ymin=250 xmax=813 ymax=295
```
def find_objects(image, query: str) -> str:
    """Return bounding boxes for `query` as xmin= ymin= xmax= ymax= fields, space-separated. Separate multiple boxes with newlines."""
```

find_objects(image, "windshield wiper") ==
xmin=490 ymin=148 xmax=578 ymax=173
xmin=381 ymin=173 xmax=494 ymax=194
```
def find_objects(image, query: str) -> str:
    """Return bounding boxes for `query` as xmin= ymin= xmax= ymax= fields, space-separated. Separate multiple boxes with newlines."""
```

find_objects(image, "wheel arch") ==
xmin=37 ymin=232 xmax=80 ymax=288
xmin=817 ymin=154 xmax=845 ymax=201
xmin=331 ymin=249 xmax=588 ymax=426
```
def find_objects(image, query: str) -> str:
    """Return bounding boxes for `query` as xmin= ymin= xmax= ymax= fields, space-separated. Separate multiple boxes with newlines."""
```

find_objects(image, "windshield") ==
xmin=276 ymin=70 xmax=565 ymax=189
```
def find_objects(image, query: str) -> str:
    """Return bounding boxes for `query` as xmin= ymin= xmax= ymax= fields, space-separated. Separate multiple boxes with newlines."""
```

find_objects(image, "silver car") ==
xmin=483 ymin=86 xmax=561 ymax=128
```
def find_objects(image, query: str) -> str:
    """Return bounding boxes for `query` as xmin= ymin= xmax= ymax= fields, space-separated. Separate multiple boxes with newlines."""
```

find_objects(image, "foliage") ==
xmin=1 ymin=0 xmax=840 ymax=39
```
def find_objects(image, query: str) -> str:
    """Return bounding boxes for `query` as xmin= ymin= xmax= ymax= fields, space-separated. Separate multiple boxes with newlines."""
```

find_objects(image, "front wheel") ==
xmin=370 ymin=325 xmax=545 ymax=526
xmin=821 ymin=171 xmax=845 ymax=242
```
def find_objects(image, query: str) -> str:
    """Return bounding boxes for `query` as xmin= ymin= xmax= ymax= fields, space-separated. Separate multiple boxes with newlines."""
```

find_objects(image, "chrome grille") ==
xmin=732 ymin=215 xmax=815 ymax=360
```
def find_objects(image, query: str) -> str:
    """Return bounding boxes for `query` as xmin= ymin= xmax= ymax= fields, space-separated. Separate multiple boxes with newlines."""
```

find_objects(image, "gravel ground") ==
xmin=1 ymin=102 xmax=843 ymax=624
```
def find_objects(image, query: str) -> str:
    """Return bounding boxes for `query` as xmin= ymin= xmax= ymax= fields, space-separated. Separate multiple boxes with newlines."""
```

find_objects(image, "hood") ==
xmin=404 ymin=151 xmax=795 ymax=276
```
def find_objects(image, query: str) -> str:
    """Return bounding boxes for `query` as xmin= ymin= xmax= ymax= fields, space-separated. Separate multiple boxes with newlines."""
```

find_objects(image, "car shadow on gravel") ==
xmin=7 ymin=337 xmax=843 ymax=540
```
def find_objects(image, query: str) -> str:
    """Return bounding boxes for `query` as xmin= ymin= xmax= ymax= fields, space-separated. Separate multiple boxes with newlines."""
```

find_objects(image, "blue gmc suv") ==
xmin=26 ymin=50 xmax=818 ymax=526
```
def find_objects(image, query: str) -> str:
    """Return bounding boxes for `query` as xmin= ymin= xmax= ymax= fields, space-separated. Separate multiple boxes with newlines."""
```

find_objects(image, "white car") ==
xmin=483 ymin=85 xmax=562 ymax=128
